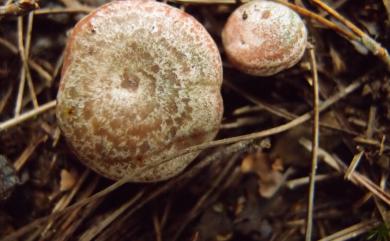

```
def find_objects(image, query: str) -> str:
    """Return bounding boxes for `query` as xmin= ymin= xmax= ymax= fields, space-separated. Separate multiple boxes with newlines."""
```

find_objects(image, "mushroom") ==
xmin=56 ymin=0 xmax=223 ymax=182
xmin=222 ymin=0 xmax=308 ymax=76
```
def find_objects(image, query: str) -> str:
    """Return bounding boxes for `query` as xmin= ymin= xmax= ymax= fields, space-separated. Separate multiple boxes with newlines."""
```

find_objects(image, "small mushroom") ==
xmin=222 ymin=0 xmax=308 ymax=76
xmin=56 ymin=0 xmax=223 ymax=182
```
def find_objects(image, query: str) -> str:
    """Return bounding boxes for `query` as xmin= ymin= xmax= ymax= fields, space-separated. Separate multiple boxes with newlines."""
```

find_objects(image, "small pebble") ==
xmin=0 ymin=155 xmax=19 ymax=201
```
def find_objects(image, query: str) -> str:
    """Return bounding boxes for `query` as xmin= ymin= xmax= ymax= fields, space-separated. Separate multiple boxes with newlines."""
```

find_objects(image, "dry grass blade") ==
xmin=172 ymin=152 xmax=240 ymax=241
xmin=55 ymin=176 xmax=101 ymax=241
xmin=273 ymin=0 xmax=356 ymax=40
xmin=0 ymin=84 xmax=13 ymax=114
xmin=23 ymin=12 xmax=39 ymax=109
xmin=2 ymin=176 xmax=129 ymax=241
xmin=0 ymin=67 xmax=372 ymax=189
xmin=286 ymin=174 xmax=339 ymax=189
xmin=311 ymin=0 xmax=390 ymax=69
xmin=2 ymin=141 xmax=252 ymax=241
xmin=0 ymin=37 xmax=52 ymax=83
xmin=353 ymin=136 xmax=389 ymax=149
xmin=224 ymin=78 xmax=297 ymax=120
xmin=0 ymin=100 xmax=56 ymax=132
xmin=300 ymin=139 xmax=390 ymax=206
xmin=19 ymin=29 xmax=39 ymax=111
xmin=41 ymin=169 xmax=90 ymax=238
xmin=33 ymin=7 xmax=92 ymax=15
xmin=13 ymin=134 xmax=48 ymax=171
xmin=153 ymin=214 xmax=163 ymax=241
xmin=28 ymin=66 xmax=369 ymax=239
xmin=165 ymin=69 xmax=372 ymax=161
xmin=305 ymin=46 xmax=320 ymax=241
xmin=351 ymin=173 xmax=390 ymax=206
xmin=15 ymin=17 xmax=27 ymax=116
xmin=344 ymin=151 xmax=364 ymax=180
xmin=366 ymin=106 xmax=376 ymax=138
xmin=379 ymin=135 xmax=386 ymax=155
xmin=318 ymin=219 xmax=379 ymax=241
xmin=79 ymin=191 xmax=144 ymax=241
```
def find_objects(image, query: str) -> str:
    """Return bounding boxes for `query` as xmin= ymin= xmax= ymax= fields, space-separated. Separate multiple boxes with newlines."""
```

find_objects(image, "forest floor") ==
xmin=1 ymin=0 xmax=390 ymax=240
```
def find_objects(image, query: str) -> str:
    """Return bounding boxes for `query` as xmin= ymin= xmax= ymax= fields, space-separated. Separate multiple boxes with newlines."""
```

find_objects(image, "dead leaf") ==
xmin=240 ymin=151 xmax=285 ymax=198
xmin=240 ymin=155 xmax=254 ymax=173
xmin=258 ymin=170 xmax=284 ymax=199
xmin=329 ymin=46 xmax=346 ymax=75
xmin=59 ymin=169 xmax=76 ymax=192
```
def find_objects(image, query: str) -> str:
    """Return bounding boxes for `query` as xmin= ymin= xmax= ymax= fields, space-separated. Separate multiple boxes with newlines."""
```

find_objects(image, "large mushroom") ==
xmin=56 ymin=0 xmax=223 ymax=182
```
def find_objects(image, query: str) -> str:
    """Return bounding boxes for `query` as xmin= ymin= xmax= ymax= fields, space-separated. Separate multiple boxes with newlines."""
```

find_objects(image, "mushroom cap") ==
xmin=222 ymin=0 xmax=308 ymax=76
xmin=56 ymin=0 xmax=223 ymax=182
